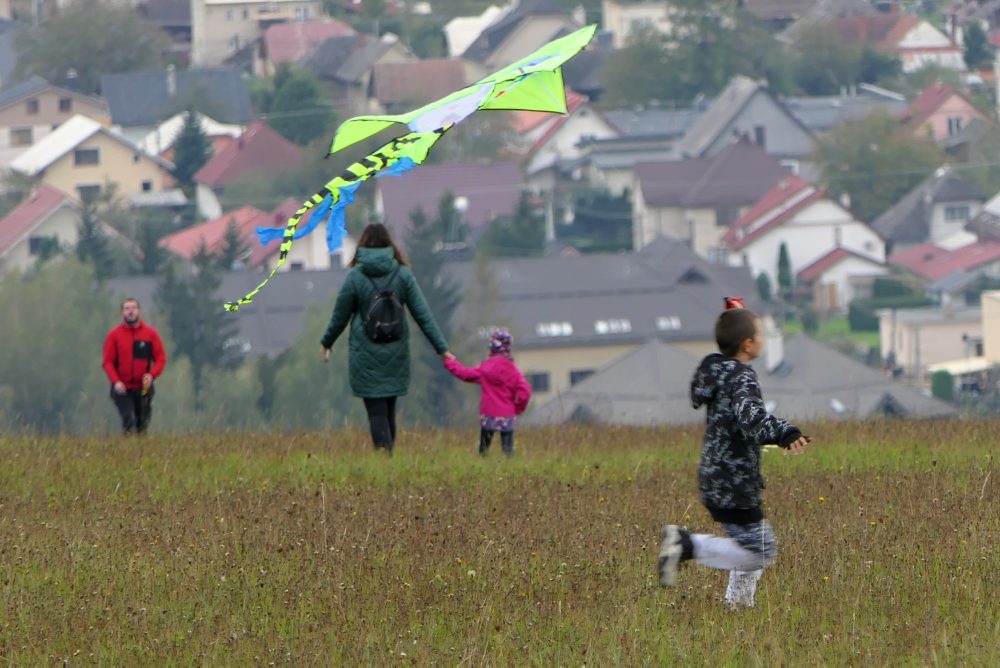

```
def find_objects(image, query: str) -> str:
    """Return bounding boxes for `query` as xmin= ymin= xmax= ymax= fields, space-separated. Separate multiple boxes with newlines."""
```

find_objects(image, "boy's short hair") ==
xmin=715 ymin=308 xmax=760 ymax=357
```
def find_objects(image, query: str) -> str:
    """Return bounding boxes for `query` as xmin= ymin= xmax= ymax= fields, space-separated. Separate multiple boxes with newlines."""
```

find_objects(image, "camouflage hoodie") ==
xmin=690 ymin=353 xmax=801 ymax=513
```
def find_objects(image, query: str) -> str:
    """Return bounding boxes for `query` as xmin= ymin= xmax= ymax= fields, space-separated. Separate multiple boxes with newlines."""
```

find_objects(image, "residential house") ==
xmin=510 ymin=90 xmax=620 ymax=190
xmin=445 ymin=6 xmax=509 ymax=57
xmin=370 ymin=58 xmax=471 ymax=114
xmin=193 ymin=120 xmax=302 ymax=219
xmin=878 ymin=303 xmax=982 ymax=380
xmin=10 ymin=115 xmax=174 ymax=204
xmin=631 ymin=140 xmax=791 ymax=258
xmin=0 ymin=76 xmax=109 ymax=167
xmin=140 ymin=111 xmax=244 ymax=160
xmin=900 ymin=83 xmax=989 ymax=142
xmin=190 ymin=0 xmax=323 ymax=67
xmin=674 ymin=75 xmax=816 ymax=176
xmin=257 ymin=17 xmax=354 ymax=77
xmin=526 ymin=332 xmax=957 ymax=425
xmin=0 ymin=184 xmax=82 ymax=275
xmin=444 ymin=236 xmax=758 ymax=403
xmin=888 ymin=239 xmax=1000 ymax=285
xmin=796 ymin=247 xmax=890 ymax=312
xmin=601 ymin=0 xmax=671 ymax=49
xmin=101 ymin=66 xmax=254 ymax=144
xmin=872 ymin=165 xmax=984 ymax=255
xmin=783 ymin=84 xmax=908 ymax=136
xmin=374 ymin=162 xmax=524 ymax=243
xmin=461 ymin=0 xmax=583 ymax=78
xmin=742 ymin=0 xmax=820 ymax=31
xmin=138 ymin=0 xmax=193 ymax=67
xmin=721 ymin=174 xmax=886 ymax=306
xmin=827 ymin=12 xmax=965 ymax=73
xmin=160 ymin=199 xmax=342 ymax=271
xmin=575 ymin=107 xmax=697 ymax=195
xmin=925 ymin=288 xmax=1000 ymax=389
xmin=301 ymin=32 xmax=413 ymax=118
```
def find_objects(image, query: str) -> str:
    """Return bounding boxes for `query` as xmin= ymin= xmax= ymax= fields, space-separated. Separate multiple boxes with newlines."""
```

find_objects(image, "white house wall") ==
xmin=196 ymin=184 xmax=223 ymax=220
xmin=732 ymin=199 xmax=885 ymax=286
xmin=814 ymin=255 xmax=889 ymax=309
xmin=602 ymin=0 xmax=672 ymax=49
xmin=930 ymin=199 xmax=980 ymax=247
xmin=526 ymin=107 xmax=618 ymax=175
xmin=898 ymin=23 xmax=965 ymax=72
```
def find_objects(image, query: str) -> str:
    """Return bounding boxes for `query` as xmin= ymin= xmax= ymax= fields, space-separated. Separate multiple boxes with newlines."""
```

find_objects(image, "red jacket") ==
xmin=102 ymin=321 xmax=167 ymax=390
xmin=444 ymin=355 xmax=532 ymax=418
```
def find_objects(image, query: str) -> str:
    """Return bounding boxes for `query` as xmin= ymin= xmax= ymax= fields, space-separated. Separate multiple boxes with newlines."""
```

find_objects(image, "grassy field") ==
xmin=0 ymin=421 xmax=996 ymax=665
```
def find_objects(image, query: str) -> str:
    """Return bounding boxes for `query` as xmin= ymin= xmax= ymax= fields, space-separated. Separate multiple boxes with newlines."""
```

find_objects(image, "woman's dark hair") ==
xmin=350 ymin=223 xmax=409 ymax=267
xmin=715 ymin=308 xmax=760 ymax=357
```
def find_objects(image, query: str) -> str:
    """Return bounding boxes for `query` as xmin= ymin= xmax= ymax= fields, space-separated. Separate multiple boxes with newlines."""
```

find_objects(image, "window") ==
xmin=58 ymin=97 xmax=72 ymax=113
xmin=536 ymin=321 xmax=573 ymax=337
xmin=944 ymin=205 xmax=970 ymax=222
xmin=28 ymin=236 xmax=44 ymax=255
xmin=594 ymin=319 xmax=631 ymax=335
xmin=715 ymin=207 xmax=739 ymax=227
xmin=707 ymin=246 xmax=728 ymax=264
xmin=753 ymin=125 xmax=766 ymax=147
xmin=289 ymin=261 xmax=305 ymax=271
xmin=225 ymin=9 xmax=234 ymax=19
xmin=656 ymin=316 xmax=682 ymax=331
xmin=242 ymin=8 xmax=249 ymax=18
xmin=74 ymin=148 xmax=99 ymax=165
xmin=834 ymin=226 xmax=842 ymax=246
xmin=569 ymin=369 xmax=595 ymax=386
xmin=76 ymin=184 xmax=101 ymax=202
xmin=527 ymin=372 xmax=550 ymax=393
xmin=10 ymin=127 xmax=32 ymax=146
xmin=26 ymin=98 xmax=38 ymax=114
xmin=141 ymin=180 xmax=152 ymax=192
xmin=947 ymin=117 xmax=962 ymax=136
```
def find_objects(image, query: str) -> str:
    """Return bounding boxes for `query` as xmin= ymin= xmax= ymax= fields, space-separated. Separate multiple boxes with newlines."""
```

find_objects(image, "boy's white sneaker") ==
xmin=658 ymin=525 xmax=683 ymax=586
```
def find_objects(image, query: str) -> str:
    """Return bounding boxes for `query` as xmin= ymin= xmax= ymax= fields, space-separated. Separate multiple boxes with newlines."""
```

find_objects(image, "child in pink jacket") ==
xmin=443 ymin=329 xmax=532 ymax=457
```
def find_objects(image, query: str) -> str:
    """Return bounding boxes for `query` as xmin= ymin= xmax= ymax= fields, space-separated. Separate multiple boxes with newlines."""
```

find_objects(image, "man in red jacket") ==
xmin=102 ymin=298 xmax=167 ymax=435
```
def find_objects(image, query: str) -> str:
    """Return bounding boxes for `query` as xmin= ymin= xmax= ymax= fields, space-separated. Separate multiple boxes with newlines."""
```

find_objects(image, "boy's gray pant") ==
xmin=690 ymin=519 xmax=777 ymax=607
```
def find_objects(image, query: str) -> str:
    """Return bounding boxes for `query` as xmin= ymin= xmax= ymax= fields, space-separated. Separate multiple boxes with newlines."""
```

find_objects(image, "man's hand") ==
xmin=113 ymin=381 xmax=127 ymax=395
xmin=321 ymin=346 xmax=331 ymax=363
xmin=785 ymin=435 xmax=811 ymax=455
xmin=142 ymin=374 xmax=153 ymax=391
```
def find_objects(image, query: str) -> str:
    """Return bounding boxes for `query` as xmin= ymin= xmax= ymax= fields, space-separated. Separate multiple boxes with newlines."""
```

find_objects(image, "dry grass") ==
xmin=0 ymin=421 xmax=996 ymax=665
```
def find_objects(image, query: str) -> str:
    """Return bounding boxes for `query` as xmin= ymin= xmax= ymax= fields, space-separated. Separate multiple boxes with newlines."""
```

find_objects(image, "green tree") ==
xmin=0 ymin=260 xmax=114 ymax=433
xmin=756 ymin=272 xmax=773 ymax=303
xmin=405 ymin=202 xmax=464 ymax=425
xmin=478 ymin=191 xmax=546 ymax=258
xmin=157 ymin=248 xmax=242 ymax=400
xmin=559 ymin=188 xmax=632 ymax=253
xmin=812 ymin=110 xmax=945 ymax=221
xmin=215 ymin=219 xmax=250 ymax=271
xmin=172 ymin=111 xmax=212 ymax=193
xmin=267 ymin=65 xmax=335 ymax=146
xmin=13 ymin=1 xmax=168 ymax=95
xmin=76 ymin=204 xmax=115 ymax=282
xmin=0 ymin=171 xmax=39 ymax=219
xmin=777 ymin=243 xmax=793 ymax=302
xmin=931 ymin=370 xmax=955 ymax=402
xmin=599 ymin=29 xmax=674 ymax=106
xmin=963 ymin=21 xmax=993 ymax=70
xmin=789 ymin=25 xmax=900 ymax=95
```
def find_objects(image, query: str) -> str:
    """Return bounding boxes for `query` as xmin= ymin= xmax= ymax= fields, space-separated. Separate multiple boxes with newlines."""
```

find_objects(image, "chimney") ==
xmin=166 ymin=64 xmax=177 ymax=97
xmin=65 ymin=68 xmax=78 ymax=92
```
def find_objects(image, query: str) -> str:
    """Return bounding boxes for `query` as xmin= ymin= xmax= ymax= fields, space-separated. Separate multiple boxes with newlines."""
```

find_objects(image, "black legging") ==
xmin=479 ymin=428 xmax=514 ymax=457
xmin=363 ymin=397 xmax=397 ymax=451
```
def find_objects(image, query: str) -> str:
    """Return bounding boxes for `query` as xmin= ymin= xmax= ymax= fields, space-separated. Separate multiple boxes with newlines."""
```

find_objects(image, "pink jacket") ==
xmin=444 ymin=355 xmax=532 ymax=417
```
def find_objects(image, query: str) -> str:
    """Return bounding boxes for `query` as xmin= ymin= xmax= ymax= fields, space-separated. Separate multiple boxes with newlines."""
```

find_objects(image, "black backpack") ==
xmin=363 ymin=267 xmax=404 ymax=343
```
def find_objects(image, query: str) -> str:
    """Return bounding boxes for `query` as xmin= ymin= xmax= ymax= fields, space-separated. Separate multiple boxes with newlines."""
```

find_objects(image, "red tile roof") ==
xmin=797 ymin=246 xmax=884 ymax=283
xmin=372 ymin=59 xmax=469 ymax=107
xmin=830 ymin=13 xmax=921 ymax=52
xmin=194 ymin=121 xmax=302 ymax=189
xmin=160 ymin=206 xmax=272 ymax=267
xmin=264 ymin=18 xmax=355 ymax=65
xmin=0 ymin=184 xmax=75 ymax=256
xmin=722 ymin=175 xmax=825 ymax=250
xmin=889 ymin=240 xmax=1000 ymax=280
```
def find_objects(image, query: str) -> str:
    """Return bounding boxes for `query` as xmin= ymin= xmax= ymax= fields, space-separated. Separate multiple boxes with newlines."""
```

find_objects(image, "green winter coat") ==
xmin=320 ymin=246 xmax=449 ymax=398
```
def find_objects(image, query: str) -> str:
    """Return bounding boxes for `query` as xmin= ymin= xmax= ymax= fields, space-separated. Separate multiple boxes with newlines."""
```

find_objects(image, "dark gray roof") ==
xmin=634 ymin=141 xmax=791 ymax=208
xmin=561 ymin=37 xmax=611 ymax=97
xmin=302 ymin=35 xmax=360 ymax=81
xmin=0 ymin=75 xmax=50 ymax=108
xmin=872 ymin=166 xmax=984 ymax=245
xmin=676 ymin=76 xmax=762 ymax=158
xmin=783 ymin=90 xmax=907 ymax=133
xmin=336 ymin=35 xmax=404 ymax=84
xmin=602 ymin=107 xmax=701 ymax=140
xmin=463 ymin=0 xmax=573 ymax=62
xmin=100 ymin=67 xmax=253 ymax=127
xmin=138 ymin=0 xmax=191 ymax=27
xmin=527 ymin=334 xmax=958 ymax=425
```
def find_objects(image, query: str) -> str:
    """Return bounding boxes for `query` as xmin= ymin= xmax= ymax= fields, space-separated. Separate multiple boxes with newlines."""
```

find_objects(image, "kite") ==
xmin=224 ymin=24 xmax=597 ymax=311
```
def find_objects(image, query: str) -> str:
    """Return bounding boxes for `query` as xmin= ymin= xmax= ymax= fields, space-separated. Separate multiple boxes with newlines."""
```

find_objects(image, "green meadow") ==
xmin=0 ymin=421 xmax=996 ymax=665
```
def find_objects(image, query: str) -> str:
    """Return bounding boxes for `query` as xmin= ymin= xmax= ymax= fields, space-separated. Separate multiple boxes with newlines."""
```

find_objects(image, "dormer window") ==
xmin=536 ymin=322 xmax=573 ymax=337
xmin=594 ymin=319 xmax=631 ymax=335
xmin=26 ymin=98 xmax=39 ymax=115
xmin=656 ymin=316 xmax=682 ymax=331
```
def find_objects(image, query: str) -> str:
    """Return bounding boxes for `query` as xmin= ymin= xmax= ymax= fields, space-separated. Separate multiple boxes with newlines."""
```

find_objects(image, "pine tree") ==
xmin=777 ymin=242 xmax=793 ymax=303
xmin=75 ymin=204 xmax=114 ymax=282
xmin=171 ymin=111 xmax=212 ymax=193
xmin=268 ymin=66 xmax=334 ymax=146
xmin=215 ymin=220 xmax=249 ymax=271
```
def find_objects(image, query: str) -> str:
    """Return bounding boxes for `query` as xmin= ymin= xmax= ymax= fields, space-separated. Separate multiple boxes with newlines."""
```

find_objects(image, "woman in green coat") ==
xmin=320 ymin=223 xmax=453 ymax=452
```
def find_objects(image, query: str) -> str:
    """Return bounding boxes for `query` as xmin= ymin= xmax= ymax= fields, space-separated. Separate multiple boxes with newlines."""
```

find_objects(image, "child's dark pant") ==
xmin=479 ymin=429 xmax=514 ymax=456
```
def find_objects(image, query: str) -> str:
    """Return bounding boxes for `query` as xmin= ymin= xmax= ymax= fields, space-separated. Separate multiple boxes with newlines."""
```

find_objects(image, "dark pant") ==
xmin=363 ymin=397 xmax=397 ymax=451
xmin=110 ymin=385 xmax=154 ymax=435
xmin=479 ymin=429 xmax=514 ymax=457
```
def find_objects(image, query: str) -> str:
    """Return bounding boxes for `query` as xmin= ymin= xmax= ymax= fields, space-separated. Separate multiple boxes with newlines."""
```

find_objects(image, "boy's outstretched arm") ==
xmin=733 ymin=370 xmax=803 ymax=448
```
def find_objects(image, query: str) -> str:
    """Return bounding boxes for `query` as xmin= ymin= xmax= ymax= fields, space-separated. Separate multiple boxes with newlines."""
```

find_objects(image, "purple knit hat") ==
xmin=488 ymin=328 xmax=512 ymax=356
